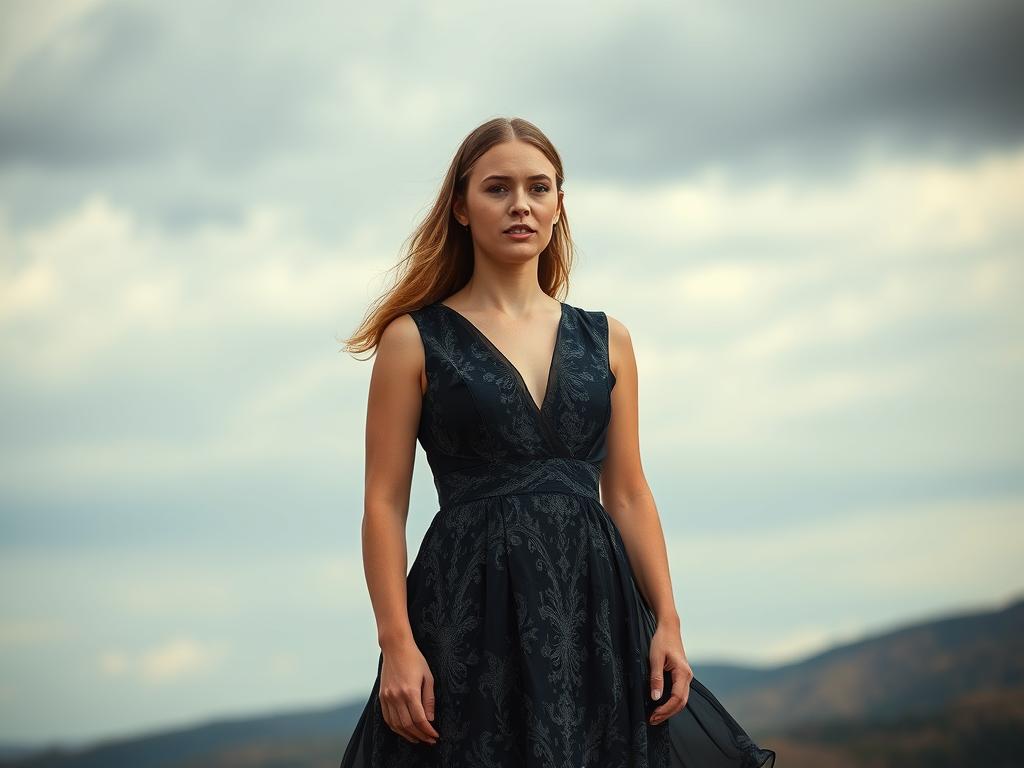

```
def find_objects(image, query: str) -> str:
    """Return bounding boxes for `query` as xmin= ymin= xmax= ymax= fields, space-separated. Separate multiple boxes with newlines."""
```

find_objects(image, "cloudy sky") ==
xmin=1 ymin=0 xmax=1022 ymax=747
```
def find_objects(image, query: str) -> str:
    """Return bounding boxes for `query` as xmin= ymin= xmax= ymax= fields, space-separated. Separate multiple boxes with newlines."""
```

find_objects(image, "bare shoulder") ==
xmin=604 ymin=312 xmax=635 ymax=380
xmin=378 ymin=310 xmax=422 ymax=352
xmin=604 ymin=312 xmax=635 ymax=352
xmin=605 ymin=313 xmax=632 ymax=343
xmin=374 ymin=311 xmax=427 ymax=389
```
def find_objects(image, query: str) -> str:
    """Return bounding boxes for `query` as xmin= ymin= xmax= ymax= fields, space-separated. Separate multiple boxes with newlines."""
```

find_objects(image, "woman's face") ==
xmin=454 ymin=139 xmax=563 ymax=263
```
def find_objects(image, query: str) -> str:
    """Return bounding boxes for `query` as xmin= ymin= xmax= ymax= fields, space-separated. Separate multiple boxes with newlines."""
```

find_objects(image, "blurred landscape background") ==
xmin=1 ymin=0 xmax=1022 ymax=766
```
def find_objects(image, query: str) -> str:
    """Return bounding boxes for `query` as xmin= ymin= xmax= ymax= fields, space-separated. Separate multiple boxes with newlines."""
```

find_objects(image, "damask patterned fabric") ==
xmin=339 ymin=300 xmax=776 ymax=768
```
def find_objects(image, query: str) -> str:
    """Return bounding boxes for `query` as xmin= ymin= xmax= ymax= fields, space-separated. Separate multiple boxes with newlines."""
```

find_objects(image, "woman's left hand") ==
xmin=648 ymin=622 xmax=693 ymax=725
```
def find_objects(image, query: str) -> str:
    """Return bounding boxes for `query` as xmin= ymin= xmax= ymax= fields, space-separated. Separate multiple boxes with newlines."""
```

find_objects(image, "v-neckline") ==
xmin=435 ymin=300 xmax=566 ymax=417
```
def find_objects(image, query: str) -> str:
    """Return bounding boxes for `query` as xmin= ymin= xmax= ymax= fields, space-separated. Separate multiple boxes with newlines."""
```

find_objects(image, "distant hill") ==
xmin=704 ymin=593 xmax=1024 ymax=731
xmin=758 ymin=685 xmax=1024 ymax=768
xmin=3 ymin=594 xmax=1022 ymax=767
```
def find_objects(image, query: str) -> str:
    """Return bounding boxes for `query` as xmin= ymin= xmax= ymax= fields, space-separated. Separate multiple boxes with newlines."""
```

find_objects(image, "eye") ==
xmin=486 ymin=183 xmax=552 ymax=194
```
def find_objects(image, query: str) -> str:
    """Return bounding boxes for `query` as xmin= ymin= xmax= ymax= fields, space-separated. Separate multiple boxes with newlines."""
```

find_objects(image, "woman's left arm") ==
xmin=599 ymin=313 xmax=693 ymax=725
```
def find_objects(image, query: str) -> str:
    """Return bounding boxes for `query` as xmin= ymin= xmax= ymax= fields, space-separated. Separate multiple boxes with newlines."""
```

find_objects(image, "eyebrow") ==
xmin=480 ymin=174 xmax=553 ymax=184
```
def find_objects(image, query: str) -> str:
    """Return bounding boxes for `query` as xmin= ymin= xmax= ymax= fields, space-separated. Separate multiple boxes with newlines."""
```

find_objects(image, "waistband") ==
xmin=434 ymin=457 xmax=602 ymax=508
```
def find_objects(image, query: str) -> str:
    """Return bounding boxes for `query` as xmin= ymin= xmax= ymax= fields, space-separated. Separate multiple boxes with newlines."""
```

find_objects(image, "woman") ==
xmin=338 ymin=116 xmax=775 ymax=767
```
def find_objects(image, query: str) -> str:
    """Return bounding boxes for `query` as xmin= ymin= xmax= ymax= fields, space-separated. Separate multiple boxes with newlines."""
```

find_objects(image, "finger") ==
xmin=421 ymin=674 xmax=440 ymax=738
xmin=423 ymin=674 xmax=435 ymax=721
xmin=649 ymin=655 xmax=665 ymax=700
xmin=650 ymin=692 xmax=686 ymax=721
xmin=673 ymin=664 xmax=691 ymax=710
xmin=399 ymin=691 xmax=436 ymax=743
xmin=380 ymin=698 xmax=407 ymax=742
xmin=384 ymin=695 xmax=418 ymax=743
xmin=396 ymin=697 xmax=426 ymax=743
xmin=407 ymin=689 xmax=439 ymax=742
xmin=651 ymin=664 xmax=691 ymax=722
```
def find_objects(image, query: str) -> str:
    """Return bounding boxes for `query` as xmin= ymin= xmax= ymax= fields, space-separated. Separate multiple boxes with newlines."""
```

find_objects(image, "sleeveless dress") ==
xmin=339 ymin=300 xmax=776 ymax=768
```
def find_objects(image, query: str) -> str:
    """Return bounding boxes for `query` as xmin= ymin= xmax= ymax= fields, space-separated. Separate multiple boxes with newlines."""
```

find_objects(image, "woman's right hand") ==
xmin=379 ymin=639 xmax=440 ymax=745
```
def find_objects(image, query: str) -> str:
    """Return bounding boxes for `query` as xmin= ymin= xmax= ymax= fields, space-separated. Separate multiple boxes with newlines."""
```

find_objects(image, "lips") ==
xmin=504 ymin=224 xmax=535 ymax=233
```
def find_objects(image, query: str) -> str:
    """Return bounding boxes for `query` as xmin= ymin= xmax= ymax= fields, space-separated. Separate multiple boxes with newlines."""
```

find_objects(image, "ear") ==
xmin=452 ymin=194 xmax=468 ymax=227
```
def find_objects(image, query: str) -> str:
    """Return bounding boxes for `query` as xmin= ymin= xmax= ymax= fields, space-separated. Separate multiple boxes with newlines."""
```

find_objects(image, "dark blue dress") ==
xmin=339 ymin=300 xmax=776 ymax=768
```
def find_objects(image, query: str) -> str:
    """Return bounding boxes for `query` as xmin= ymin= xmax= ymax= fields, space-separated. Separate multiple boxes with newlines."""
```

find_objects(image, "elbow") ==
xmin=601 ymin=479 xmax=654 ymax=513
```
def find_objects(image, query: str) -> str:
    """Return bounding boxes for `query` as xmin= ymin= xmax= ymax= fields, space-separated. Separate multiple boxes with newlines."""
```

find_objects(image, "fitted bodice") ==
xmin=409 ymin=301 xmax=617 ymax=507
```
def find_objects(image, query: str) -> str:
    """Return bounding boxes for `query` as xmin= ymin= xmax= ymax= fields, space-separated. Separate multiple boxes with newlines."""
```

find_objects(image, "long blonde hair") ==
xmin=341 ymin=116 xmax=578 ymax=358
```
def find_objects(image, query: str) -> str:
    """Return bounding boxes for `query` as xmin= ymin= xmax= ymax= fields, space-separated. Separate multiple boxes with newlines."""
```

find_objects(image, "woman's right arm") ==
xmin=360 ymin=312 xmax=439 ymax=746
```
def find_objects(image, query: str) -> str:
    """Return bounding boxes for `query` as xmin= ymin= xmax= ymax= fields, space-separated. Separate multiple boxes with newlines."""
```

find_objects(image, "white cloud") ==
xmin=563 ymin=148 xmax=1024 ymax=461
xmin=98 ymin=636 xmax=226 ymax=684
xmin=0 ymin=617 xmax=69 ymax=648
xmin=0 ymin=0 xmax=111 ymax=87
xmin=0 ymin=195 xmax=378 ymax=382
xmin=268 ymin=651 xmax=299 ymax=678
xmin=665 ymin=495 xmax=1024 ymax=664
xmin=111 ymin=574 xmax=236 ymax=618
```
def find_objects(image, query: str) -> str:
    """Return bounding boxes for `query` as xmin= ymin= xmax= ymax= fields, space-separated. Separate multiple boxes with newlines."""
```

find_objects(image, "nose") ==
xmin=510 ymin=188 xmax=530 ymax=216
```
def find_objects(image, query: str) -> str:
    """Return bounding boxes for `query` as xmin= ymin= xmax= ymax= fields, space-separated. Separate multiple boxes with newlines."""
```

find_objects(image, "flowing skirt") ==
xmin=339 ymin=491 xmax=776 ymax=768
